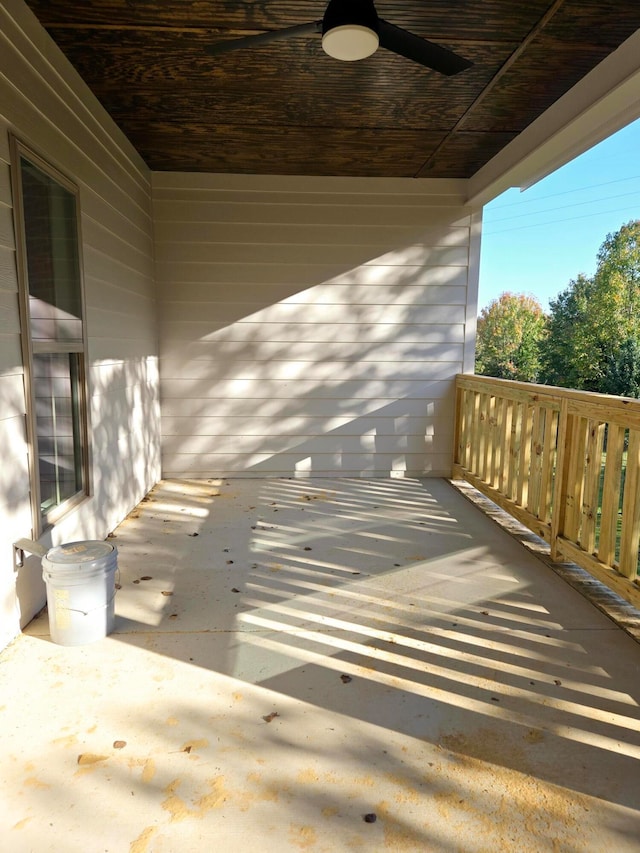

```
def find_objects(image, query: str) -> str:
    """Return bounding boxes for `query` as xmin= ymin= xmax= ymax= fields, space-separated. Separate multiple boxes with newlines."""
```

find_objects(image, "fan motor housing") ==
xmin=322 ymin=0 xmax=380 ymax=61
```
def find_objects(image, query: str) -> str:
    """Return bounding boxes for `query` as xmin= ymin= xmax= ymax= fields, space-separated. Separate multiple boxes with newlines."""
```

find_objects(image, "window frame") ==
xmin=10 ymin=136 xmax=91 ymax=536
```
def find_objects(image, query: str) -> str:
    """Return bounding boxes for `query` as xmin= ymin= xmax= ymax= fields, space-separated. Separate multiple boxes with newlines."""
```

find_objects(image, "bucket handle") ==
xmin=63 ymin=588 xmax=117 ymax=618
xmin=58 ymin=570 xmax=119 ymax=618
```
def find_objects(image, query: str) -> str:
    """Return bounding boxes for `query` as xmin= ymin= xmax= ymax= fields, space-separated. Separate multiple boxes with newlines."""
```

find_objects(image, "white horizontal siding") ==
xmin=0 ymin=0 xmax=161 ymax=649
xmin=0 ymin=290 xmax=19 ymax=334
xmin=156 ymin=172 xmax=469 ymax=195
xmin=161 ymin=352 xmax=465 ymax=382
xmin=0 ymin=334 xmax=22 ymax=377
xmin=0 ymin=204 xmax=15 ymax=250
xmin=158 ymin=261 xmax=467 ymax=286
xmin=154 ymin=221 xmax=470 ymax=246
xmin=162 ymin=302 xmax=467 ymax=326
xmin=155 ymin=172 xmax=480 ymax=479
xmin=86 ymin=306 xmax=158 ymax=344
xmin=0 ymin=243 xmax=17 ymax=277
xmin=160 ymin=390 xmax=452 ymax=420
xmin=163 ymin=430 xmax=453 ymax=454
xmin=162 ymin=324 xmax=466 ymax=346
xmin=0 ymin=175 xmax=19 ymax=385
xmin=162 ymin=278 xmax=469 ymax=305
xmin=0 ymin=373 xmax=26 ymax=421
xmin=157 ymin=242 xmax=469 ymax=268
xmin=162 ymin=412 xmax=454 ymax=438
xmin=161 ymin=340 xmax=464 ymax=364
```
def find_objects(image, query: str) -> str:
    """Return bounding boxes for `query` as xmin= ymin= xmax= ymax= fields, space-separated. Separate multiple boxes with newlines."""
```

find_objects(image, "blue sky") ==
xmin=477 ymin=117 xmax=640 ymax=312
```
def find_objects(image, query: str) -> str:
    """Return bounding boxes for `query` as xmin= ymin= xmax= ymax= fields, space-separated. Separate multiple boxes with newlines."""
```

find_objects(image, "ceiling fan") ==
xmin=205 ymin=0 xmax=472 ymax=76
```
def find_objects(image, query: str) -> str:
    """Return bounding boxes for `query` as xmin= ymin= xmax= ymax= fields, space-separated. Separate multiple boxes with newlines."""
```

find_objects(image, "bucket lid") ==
xmin=44 ymin=540 xmax=115 ymax=565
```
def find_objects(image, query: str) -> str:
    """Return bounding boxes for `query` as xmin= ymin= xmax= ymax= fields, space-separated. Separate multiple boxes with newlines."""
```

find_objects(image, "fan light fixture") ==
xmin=321 ymin=0 xmax=379 ymax=61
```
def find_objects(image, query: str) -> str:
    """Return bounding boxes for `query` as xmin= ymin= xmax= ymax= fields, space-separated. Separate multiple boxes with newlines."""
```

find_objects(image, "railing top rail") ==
xmin=456 ymin=373 xmax=640 ymax=418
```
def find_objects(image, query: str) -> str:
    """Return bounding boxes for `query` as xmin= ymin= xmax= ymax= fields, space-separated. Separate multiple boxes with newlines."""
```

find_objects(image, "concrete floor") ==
xmin=3 ymin=477 xmax=640 ymax=853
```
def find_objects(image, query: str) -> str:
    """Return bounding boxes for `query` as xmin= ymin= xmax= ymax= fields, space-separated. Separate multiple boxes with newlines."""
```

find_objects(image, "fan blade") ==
xmin=378 ymin=20 xmax=472 ymax=75
xmin=206 ymin=22 xmax=321 ymax=57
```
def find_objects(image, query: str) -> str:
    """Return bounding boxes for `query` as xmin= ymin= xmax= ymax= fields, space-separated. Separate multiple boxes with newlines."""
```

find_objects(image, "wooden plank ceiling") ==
xmin=24 ymin=1 xmax=640 ymax=178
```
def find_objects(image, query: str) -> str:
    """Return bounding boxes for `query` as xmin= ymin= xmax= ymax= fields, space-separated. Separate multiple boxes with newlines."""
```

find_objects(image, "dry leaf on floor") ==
xmin=113 ymin=740 xmax=126 ymax=749
xmin=262 ymin=712 xmax=280 ymax=723
xmin=77 ymin=753 xmax=108 ymax=765
xmin=340 ymin=674 xmax=352 ymax=684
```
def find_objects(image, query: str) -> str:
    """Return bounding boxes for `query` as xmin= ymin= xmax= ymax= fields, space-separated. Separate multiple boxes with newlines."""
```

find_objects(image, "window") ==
xmin=11 ymin=139 xmax=90 ymax=534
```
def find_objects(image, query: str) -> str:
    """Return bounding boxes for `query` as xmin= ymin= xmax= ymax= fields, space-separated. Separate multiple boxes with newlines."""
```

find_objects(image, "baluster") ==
xmin=619 ymin=428 xmax=640 ymax=580
xmin=598 ymin=422 xmax=624 ymax=567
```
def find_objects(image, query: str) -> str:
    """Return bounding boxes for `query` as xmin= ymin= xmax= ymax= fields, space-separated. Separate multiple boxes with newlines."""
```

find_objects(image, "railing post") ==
xmin=453 ymin=378 xmax=461 ymax=467
xmin=453 ymin=376 xmax=470 ymax=477
xmin=550 ymin=397 xmax=569 ymax=561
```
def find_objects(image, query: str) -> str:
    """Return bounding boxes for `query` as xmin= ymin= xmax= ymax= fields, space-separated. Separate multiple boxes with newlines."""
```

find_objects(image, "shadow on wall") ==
xmin=242 ymin=393 xmax=456 ymax=478
xmin=159 ymin=241 xmax=468 ymax=478
xmin=0 ymin=453 xmax=45 ymax=637
xmin=0 ymin=369 xmax=47 ymax=636
xmin=87 ymin=354 xmax=161 ymax=536
xmin=4 ymin=354 xmax=160 ymax=634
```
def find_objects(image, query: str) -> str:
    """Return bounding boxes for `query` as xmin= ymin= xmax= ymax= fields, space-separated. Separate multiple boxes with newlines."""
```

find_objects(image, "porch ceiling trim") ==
xmin=466 ymin=28 xmax=640 ymax=207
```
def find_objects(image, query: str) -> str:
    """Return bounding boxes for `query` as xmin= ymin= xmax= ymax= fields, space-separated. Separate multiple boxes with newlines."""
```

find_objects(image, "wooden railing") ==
xmin=453 ymin=374 xmax=640 ymax=609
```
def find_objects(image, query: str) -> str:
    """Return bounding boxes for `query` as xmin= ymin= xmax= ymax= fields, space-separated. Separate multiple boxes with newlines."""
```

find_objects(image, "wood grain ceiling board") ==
xmin=23 ymin=1 xmax=640 ymax=178
xmin=543 ymin=0 xmax=640 ymax=45
xmin=78 ymin=39 xmax=509 ymax=132
xmin=458 ymin=40 xmax=613 ymax=132
xmin=24 ymin=1 xmax=550 ymax=40
xmin=416 ymin=130 xmax=520 ymax=178
xmin=120 ymin=122 xmax=449 ymax=176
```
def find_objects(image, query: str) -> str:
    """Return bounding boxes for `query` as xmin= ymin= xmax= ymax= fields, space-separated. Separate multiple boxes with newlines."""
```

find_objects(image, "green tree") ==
xmin=540 ymin=274 xmax=598 ymax=389
xmin=475 ymin=292 xmax=547 ymax=382
xmin=591 ymin=221 xmax=640 ymax=367
xmin=601 ymin=337 xmax=640 ymax=398
xmin=541 ymin=220 xmax=640 ymax=392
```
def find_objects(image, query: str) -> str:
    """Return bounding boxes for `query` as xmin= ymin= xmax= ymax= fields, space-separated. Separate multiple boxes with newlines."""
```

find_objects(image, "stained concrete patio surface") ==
xmin=2 ymin=477 xmax=640 ymax=852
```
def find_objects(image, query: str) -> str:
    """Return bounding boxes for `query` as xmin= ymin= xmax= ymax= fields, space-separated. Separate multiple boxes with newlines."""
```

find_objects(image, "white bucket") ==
xmin=42 ymin=540 xmax=118 ymax=646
